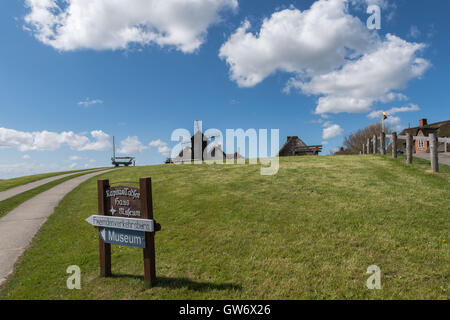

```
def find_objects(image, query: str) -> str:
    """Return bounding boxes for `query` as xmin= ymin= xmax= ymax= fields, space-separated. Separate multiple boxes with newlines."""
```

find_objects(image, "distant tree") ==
xmin=336 ymin=122 xmax=392 ymax=154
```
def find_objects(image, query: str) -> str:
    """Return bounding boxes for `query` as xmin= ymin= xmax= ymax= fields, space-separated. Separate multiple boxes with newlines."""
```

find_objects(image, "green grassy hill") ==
xmin=1 ymin=155 xmax=448 ymax=299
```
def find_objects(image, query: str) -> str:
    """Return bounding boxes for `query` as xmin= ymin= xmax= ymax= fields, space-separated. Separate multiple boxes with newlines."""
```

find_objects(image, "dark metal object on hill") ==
xmin=111 ymin=136 xmax=135 ymax=167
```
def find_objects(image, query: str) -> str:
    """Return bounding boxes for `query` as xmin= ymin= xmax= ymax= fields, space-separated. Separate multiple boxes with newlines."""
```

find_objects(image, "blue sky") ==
xmin=0 ymin=0 xmax=449 ymax=178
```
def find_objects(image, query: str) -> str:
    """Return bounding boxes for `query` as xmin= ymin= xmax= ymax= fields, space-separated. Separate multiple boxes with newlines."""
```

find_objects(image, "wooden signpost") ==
xmin=86 ymin=177 xmax=161 ymax=286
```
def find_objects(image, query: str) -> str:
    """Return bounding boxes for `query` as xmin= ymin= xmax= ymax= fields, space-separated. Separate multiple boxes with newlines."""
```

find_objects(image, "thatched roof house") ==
xmin=278 ymin=136 xmax=322 ymax=156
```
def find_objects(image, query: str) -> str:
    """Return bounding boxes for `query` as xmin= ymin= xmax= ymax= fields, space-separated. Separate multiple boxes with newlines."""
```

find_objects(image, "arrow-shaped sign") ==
xmin=86 ymin=215 xmax=154 ymax=232
xmin=100 ymin=228 xmax=106 ymax=239
xmin=99 ymin=227 xmax=146 ymax=248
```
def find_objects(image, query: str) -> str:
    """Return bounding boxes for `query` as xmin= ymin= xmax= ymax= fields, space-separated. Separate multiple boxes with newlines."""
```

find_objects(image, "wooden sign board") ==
xmin=92 ymin=178 xmax=160 ymax=287
xmin=106 ymin=186 xmax=142 ymax=218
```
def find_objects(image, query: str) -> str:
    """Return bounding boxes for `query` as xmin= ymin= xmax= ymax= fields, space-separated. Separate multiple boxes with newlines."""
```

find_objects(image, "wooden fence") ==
xmin=361 ymin=132 xmax=450 ymax=173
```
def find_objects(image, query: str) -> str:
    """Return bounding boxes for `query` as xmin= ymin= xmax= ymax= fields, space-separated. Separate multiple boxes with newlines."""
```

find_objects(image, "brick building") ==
xmin=399 ymin=119 xmax=450 ymax=154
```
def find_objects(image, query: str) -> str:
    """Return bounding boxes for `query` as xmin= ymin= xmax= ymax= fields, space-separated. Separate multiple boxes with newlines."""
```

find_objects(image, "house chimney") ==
xmin=419 ymin=119 xmax=428 ymax=127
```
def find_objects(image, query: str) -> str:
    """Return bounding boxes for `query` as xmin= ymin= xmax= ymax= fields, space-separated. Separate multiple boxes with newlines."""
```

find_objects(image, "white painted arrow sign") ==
xmin=99 ymin=227 xmax=146 ymax=248
xmin=86 ymin=215 xmax=154 ymax=232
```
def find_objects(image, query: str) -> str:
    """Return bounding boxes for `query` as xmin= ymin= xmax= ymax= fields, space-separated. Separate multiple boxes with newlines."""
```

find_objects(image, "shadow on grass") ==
xmin=111 ymin=274 xmax=241 ymax=292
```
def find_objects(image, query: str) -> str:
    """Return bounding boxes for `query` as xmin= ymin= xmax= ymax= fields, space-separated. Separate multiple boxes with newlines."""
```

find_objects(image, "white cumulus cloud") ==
xmin=322 ymin=122 xmax=344 ymax=140
xmin=296 ymin=35 xmax=429 ymax=115
xmin=367 ymin=103 xmax=420 ymax=119
xmin=24 ymin=0 xmax=238 ymax=53
xmin=0 ymin=127 xmax=111 ymax=151
xmin=149 ymin=139 xmax=170 ymax=156
xmin=384 ymin=116 xmax=402 ymax=131
xmin=219 ymin=0 xmax=372 ymax=88
xmin=367 ymin=103 xmax=420 ymax=131
xmin=117 ymin=136 xmax=147 ymax=154
xmin=219 ymin=0 xmax=430 ymax=116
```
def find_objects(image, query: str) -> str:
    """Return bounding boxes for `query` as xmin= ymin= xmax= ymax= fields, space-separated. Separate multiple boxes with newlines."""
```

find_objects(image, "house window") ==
xmin=418 ymin=140 xmax=424 ymax=149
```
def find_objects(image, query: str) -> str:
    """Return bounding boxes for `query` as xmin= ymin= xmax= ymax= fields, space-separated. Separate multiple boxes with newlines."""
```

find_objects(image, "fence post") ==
xmin=362 ymin=144 xmax=365 ymax=155
xmin=380 ymin=132 xmax=386 ymax=155
xmin=406 ymin=133 xmax=413 ymax=164
xmin=367 ymin=138 xmax=371 ymax=154
xmin=429 ymin=133 xmax=439 ymax=173
xmin=392 ymin=132 xmax=397 ymax=159
xmin=97 ymin=179 xmax=111 ymax=277
xmin=373 ymin=135 xmax=378 ymax=154
xmin=140 ymin=177 xmax=157 ymax=286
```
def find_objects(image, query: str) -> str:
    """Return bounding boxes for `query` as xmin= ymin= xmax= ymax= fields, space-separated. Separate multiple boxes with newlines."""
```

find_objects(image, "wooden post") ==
xmin=367 ymin=138 xmax=371 ymax=154
xmin=406 ymin=133 xmax=413 ymax=164
xmin=392 ymin=132 xmax=398 ymax=158
xmin=373 ymin=135 xmax=377 ymax=154
xmin=140 ymin=178 xmax=156 ymax=286
xmin=429 ymin=133 xmax=439 ymax=173
xmin=362 ymin=144 xmax=365 ymax=155
xmin=380 ymin=132 xmax=386 ymax=155
xmin=97 ymin=180 xmax=111 ymax=277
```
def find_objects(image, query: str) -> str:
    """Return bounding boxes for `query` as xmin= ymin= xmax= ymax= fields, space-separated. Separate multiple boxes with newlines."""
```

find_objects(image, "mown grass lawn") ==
xmin=0 ymin=155 xmax=448 ymax=299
